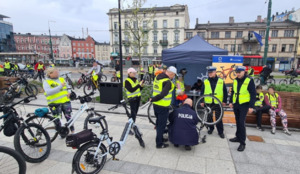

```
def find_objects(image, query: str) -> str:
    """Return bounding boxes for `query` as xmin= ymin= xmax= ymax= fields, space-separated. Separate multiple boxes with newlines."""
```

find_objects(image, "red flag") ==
xmin=268 ymin=36 xmax=271 ymax=41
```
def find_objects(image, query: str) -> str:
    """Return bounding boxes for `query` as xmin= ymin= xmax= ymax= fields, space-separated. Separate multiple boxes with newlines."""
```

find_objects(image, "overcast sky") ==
xmin=1 ymin=0 xmax=299 ymax=42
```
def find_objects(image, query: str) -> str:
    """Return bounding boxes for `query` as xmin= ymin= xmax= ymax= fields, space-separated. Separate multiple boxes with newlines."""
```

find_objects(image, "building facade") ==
xmin=14 ymin=33 xmax=60 ymax=60
xmin=0 ymin=14 xmax=15 ymax=52
xmin=107 ymin=4 xmax=190 ymax=62
xmin=71 ymin=35 xmax=95 ymax=59
xmin=95 ymin=42 xmax=110 ymax=61
xmin=185 ymin=16 xmax=300 ymax=71
xmin=58 ymin=34 xmax=72 ymax=59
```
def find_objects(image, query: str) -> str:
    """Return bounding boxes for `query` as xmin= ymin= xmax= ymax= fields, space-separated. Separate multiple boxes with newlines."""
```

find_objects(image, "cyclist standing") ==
xmin=87 ymin=61 xmax=102 ymax=84
xmin=35 ymin=60 xmax=45 ymax=81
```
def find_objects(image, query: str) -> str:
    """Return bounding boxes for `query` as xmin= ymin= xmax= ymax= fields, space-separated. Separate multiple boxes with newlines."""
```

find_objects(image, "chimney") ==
xmin=208 ymin=20 xmax=210 ymax=25
xmin=256 ymin=15 xmax=262 ymax=22
xmin=196 ymin=18 xmax=199 ymax=25
xmin=229 ymin=16 xmax=234 ymax=23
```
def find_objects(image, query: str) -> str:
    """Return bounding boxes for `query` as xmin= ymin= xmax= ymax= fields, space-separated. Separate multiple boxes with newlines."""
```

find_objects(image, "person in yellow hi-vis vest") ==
xmin=150 ymin=66 xmax=177 ymax=149
xmin=148 ymin=64 xmax=154 ymax=83
xmin=87 ymin=61 xmax=102 ymax=83
xmin=139 ymin=65 xmax=145 ymax=81
xmin=200 ymin=66 xmax=228 ymax=139
xmin=229 ymin=66 xmax=256 ymax=152
xmin=252 ymin=85 xmax=270 ymax=131
xmin=35 ymin=60 xmax=45 ymax=82
xmin=247 ymin=67 xmax=254 ymax=78
xmin=4 ymin=59 xmax=11 ymax=75
xmin=124 ymin=68 xmax=144 ymax=124
xmin=175 ymin=74 xmax=187 ymax=106
xmin=43 ymin=67 xmax=74 ymax=134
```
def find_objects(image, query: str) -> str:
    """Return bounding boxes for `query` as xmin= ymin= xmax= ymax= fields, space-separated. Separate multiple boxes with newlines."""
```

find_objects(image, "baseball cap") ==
xmin=127 ymin=67 xmax=137 ymax=74
xmin=167 ymin=66 xmax=178 ymax=76
xmin=235 ymin=66 xmax=246 ymax=72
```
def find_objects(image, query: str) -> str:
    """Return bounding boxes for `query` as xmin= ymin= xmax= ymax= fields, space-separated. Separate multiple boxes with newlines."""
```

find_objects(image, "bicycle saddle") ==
xmin=88 ymin=116 xmax=106 ymax=124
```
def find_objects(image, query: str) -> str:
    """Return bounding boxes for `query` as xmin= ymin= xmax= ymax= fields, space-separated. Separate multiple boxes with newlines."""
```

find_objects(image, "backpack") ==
xmin=3 ymin=114 xmax=20 ymax=137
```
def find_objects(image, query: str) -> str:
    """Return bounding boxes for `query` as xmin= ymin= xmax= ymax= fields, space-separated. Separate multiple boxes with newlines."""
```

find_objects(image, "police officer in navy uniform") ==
xmin=229 ymin=66 xmax=256 ymax=152
xmin=201 ymin=66 xmax=228 ymax=139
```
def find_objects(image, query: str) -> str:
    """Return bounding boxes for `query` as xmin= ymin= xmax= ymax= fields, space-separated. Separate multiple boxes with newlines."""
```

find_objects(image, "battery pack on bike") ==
xmin=66 ymin=129 xmax=95 ymax=149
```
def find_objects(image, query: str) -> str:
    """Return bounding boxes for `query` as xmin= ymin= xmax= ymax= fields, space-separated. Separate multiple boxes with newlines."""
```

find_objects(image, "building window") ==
xmin=271 ymin=30 xmax=278 ymax=37
xmin=81 ymin=43 xmax=84 ymax=46
xmin=73 ymin=43 xmax=75 ymax=46
xmin=186 ymin=32 xmax=193 ymax=39
xmin=86 ymin=43 xmax=89 ymax=46
xmin=216 ymin=44 xmax=220 ymax=48
xmin=133 ymin=21 xmax=138 ymax=29
xmin=163 ymin=20 xmax=167 ymax=28
xmin=125 ymin=21 xmax=128 ymax=29
xmin=153 ymin=20 xmax=157 ymax=29
xmin=153 ymin=33 xmax=157 ymax=41
xmin=176 ymin=11 xmax=179 ymax=15
xmin=91 ymin=43 xmax=93 ymax=47
xmin=175 ymin=19 xmax=179 ymax=28
xmin=281 ymin=44 xmax=286 ymax=52
xmin=73 ymin=48 xmax=76 ymax=51
xmin=163 ymin=33 xmax=167 ymax=41
xmin=197 ymin=32 xmax=205 ymax=38
xmin=224 ymin=44 xmax=228 ymax=50
xmin=114 ymin=22 xmax=118 ymax=30
xmin=289 ymin=44 xmax=294 ymax=52
xmin=21 ymin=39 xmax=23 ymax=43
xmin=211 ymin=32 xmax=219 ymax=39
xmin=154 ymin=47 xmax=158 ymax=54
xmin=259 ymin=30 xmax=265 ymax=37
xmin=247 ymin=45 xmax=252 ymax=52
xmin=114 ymin=34 xmax=118 ymax=43
xmin=174 ymin=33 xmax=179 ymax=42
xmin=125 ymin=34 xmax=129 ymax=41
xmin=77 ymin=43 xmax=80 ymax=46
xmin=237 ymin=44 xmax=242 ymax=52
xmin=143 ymin=21 xmax=147 ymax=30
xmin=164 ymin=12 xmax=166 ymax=16
xmin=284 ymin=30 xmax=294 ymax=37
xmin=230 ymin=44 xmax=235 ymax=52
xmin=236 ymin=31 xmax=243 ymax=38
xmin=78 ymin=48 xmax=80 ymax=52
xmin=143 ymin=46 xmax=148 ymax=55
xmin=91 ymin=48 xmax=93 ymax=52
xmin=272 ymin=44 xmax=277 ymax=52
xmin=225 ymin=31 xmax=231 ymax=38
xmin=125 ymin=47 xmax=129 ymax=54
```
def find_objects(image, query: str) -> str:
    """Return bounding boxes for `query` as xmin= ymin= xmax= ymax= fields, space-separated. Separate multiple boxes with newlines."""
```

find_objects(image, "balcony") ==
xmin=122 ymin=40 xmax=130 ymax=46
xmin=242 ymin=36 xmax=258 ymax=43
xmin=159 ymin=40 xmax=168 ymax=46
xmin=242 ymin=50 xmax=260 ymax=55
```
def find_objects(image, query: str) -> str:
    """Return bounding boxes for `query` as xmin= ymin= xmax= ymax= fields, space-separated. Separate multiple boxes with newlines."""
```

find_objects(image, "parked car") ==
xmin=283 ymin=69 xmax=300 ymax=75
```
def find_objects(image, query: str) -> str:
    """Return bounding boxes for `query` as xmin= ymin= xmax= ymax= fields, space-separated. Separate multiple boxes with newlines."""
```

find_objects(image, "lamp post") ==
xmin=263 ymin=0 xmax=272 ymax=65
xmin=118 ymin=0 xmax=123 ymax=99
xmin=48 ymin=20 xmax=55 ymax=64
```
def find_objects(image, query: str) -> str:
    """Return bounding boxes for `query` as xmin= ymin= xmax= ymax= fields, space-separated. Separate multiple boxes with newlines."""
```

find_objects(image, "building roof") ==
xmin=66 ymin=35 xmax=85 ymax=41
xmin=95 ymin=41 xmax=110 ymax=45
xmin=194 ymin=19 xmax=300 ymax=30
xmin=14 ymin=33 xmax=61 ymax=38
xmin=0 ymin=14 xmax=10 ymax=19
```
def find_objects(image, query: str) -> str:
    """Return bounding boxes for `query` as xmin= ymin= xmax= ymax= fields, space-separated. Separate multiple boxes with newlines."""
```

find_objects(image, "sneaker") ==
xmin=218 ymin=133 xmax=225 ymax=139
xmin=271 ymin=127 xmax=276 ymax=134
xmin=156 ymin=144 xmax=169 ymax=149
xmin=208 ymin=129 xmax=213 ymax=134
xmin=283 ymin=129 xmax=291 ymax=136
xmin=256 ymin=127 xmax=264 ymax=131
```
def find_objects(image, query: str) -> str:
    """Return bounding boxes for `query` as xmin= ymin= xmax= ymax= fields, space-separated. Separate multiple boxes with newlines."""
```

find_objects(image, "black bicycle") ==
xmin=254 ymin=75 xmax=276 ymax=86
xmin=0 ymin=146 xmax=26 ymax=174
xmin=0 ymin=96 xmax=51 ymax=163
xmin=60 ymin=72 xmax=75 ymax=90
xmin=279 ymin=75 xmax=300 ymax=85
xmin=76 ymin=73 xmax=89 ymax=89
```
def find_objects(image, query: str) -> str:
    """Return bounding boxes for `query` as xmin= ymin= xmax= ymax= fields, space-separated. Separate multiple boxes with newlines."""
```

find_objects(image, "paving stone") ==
xmin=206 ymin=158 xmax=236 ymax=174
xmin=271 ymin=153 xmax=300 ymax=171
xmin=117 ymin=161 xmax=141 ymax=174
xmin=235 ymin=163 xmax=266 ymax=174
xmin=176 ymin=155 xmax=205 ymax=173
xmin=135 ymin=164 xmax=159 ymax=174
xmin=103 ymin=160 xmax=125 ymax=172
xmin=230 ymin=149 xmax=249 ymax=164
xmin=245 ymin=151 xmax=276 ymax=167
xmin=148 ymin=150 xmax=179 ymax=169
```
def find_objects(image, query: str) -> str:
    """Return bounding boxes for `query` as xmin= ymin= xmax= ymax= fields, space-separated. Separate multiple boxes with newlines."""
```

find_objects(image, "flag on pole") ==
xmin=252 ymin=31 xmax=263 ymax=46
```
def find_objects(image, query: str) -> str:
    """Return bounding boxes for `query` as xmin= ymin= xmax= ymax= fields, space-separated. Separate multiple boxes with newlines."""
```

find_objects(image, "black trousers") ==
xmin=38 ymin=71 xmax=45 ymax=81
xmin=233 ymin=104 xmax=249 ymax=145
xmin=140 ymin=74 xmax=144 ymax=81
xmin=208 ymin=103 xmax=224 ymax=134
xmin=153 ymin=104 xmax=169 ymax=147
xmin=254 ymin=105 xmax=271 ymax=127
xmin=128 ymin=97 xmax=141 ymax=123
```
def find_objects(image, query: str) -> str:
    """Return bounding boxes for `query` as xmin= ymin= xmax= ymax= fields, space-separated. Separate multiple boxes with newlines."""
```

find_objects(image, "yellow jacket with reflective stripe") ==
xmin=38 ymin=64 xmax=44 ymax=70
xmin=175 ymin=80 xmax=185 ymax=97
xmin=44 ymin=77 xmax=70 ymax=105
xmin=4 ymin=62 xmax=10 ymax=69
xmin=148 ymin=66 xmax=154 ymax=74
xmin=255 ymin=92 xmax=264 ymax=106
xmin=248 ymin=68 xmax=254 ymax=77
xmin=152 ymin=77 xmax=174 ymax=107
xmin=204 ymin=78 xmax=224 ymax=103
xmin=139 ymin=67 xmax=144 ymax=75
xmin=233 ymin=78 xmax=251 ymax=104
xmin=27 ymin=65 xmax=34 ymax=70
xmin=265 ymin=93 xmax=279 ymax=108
xmin=124 ymin=78 xmax=141 ymax=98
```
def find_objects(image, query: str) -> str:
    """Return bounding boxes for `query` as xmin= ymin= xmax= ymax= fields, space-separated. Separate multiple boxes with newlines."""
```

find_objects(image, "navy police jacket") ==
xmin=168 ymin=104 xmax=200 ymax=146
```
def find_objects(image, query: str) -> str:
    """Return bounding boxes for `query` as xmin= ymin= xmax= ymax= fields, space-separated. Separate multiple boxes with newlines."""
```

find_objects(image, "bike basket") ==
xmin=66 ymin=129 xmax=94 ymax=148
xmin=34 ymin=108 xmax=49 ymax=117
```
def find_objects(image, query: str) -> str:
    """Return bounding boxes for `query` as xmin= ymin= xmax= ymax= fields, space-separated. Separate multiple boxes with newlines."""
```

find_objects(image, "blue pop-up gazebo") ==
xmin=162 ymin=35 xmax=228 ymax=85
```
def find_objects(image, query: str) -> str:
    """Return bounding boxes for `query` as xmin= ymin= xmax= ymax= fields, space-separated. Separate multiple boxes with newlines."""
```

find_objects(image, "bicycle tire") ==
xmin=67 ymin=77 xmax=74 ymax=90
xmin=279 ymin=79 xmax=288 ymax=85
xmin=266 ymin=78 xmax=275 ymax=85
xmin=14 ymin=123 xmax=51 ymax=163
xmin=101 ymin=75 xmax=107 ymax=82
xmin=194 ymin=95 xmax=224 ymax=126
xmin=3 ymin=88 xmax=15 ymax=104
xmin=254 ymin=78 xmax=261 ymax=86
xmin=25 ymin=84 xmax=38 ymax=96
xmin=0 ymin=146 xmax=27 ymax=174
xmin=216 ymin=71 xmax=224 ymax=79
xmin=84 ymin=112 xmax=108 ymax=136
xmin=73 ymin=142 xmax=107 ymax=174
xmin=133 ymin=125 xmax=145 ymax=148
xmin=147 ymin=103 xmax=174 ymax=125
xmin=83 ymin=81 xmax=95 ymax=95
xmin=25 ymin=115 xmax=59 ymax=143
xmin=229 ymin=71 xmax=237 ymax=80
xmin=77 ymin=78 xmax=84 ymax=89
xmin=292 ymin=80 xmax=300 ymax=85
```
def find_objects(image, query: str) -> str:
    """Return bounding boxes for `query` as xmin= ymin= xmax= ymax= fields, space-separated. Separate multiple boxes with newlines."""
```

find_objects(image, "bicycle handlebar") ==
xmin=0 ymin=95 xmax=36 ymax=111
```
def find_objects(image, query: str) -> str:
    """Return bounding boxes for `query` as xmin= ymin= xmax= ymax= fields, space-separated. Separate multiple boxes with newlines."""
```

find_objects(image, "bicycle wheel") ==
xmin=144 ymin=74 xmax=151 ymax=85
xmin=101 ymin=75 xmax=107 ymax=82
xmin=25 ymin=84 xmax=38 ymax=96
xmin=194 ymin=95 xmax=224 ymax=126
xmin=84 ymin=112 xmax=108 ymax=136
xmin=229 ymin=71 xmax=237 ymax=80
xmin=279 ymin=79 xmax=288 ymax=85
xmin=67 ymin=77 xmax=74 ymax=90
xmin=73 ymin=142 xmax=107 ymax=174
xmin=25 ymin=115 xmax=59 ymax=143
xmin=14 ymin=123 xmax=51 ymax=163
xmin=266 ymin=78 xmax=275 ymax=85
xmin=292 ymin=80 xmax=300 ymax=85
xmin=147 ymin=103 xmax=174 ymax=125
xmin=0 ymin=146 xmax=26 ymax=174
xmin=216 ymin=71 xmax=224 ymax=79
xmin=2 ymin=88 xmax=15 ymax=104
xmin=83 ymin=81 xmax=95 ymax=95
xmin=254 ymin=77 xmax=261 ymax=86
xmin=133 ymin=125 xmax=145 ymax=148
xmin=77 ymin=78 xmax=84 ymax=89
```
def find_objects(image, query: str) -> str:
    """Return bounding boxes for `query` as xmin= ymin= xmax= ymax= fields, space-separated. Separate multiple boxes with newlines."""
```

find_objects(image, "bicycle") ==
xmin=146 ymin=101 xmax=175 ymax=125
xmin=216 ymin=64 xmax=237 ymax=80
xmin=25 ymin=92 xmax=99 ymax=142
xmin=142 ymin=72 xmax=152 ymax=85
xmin=197 ymin=72 xmax=208 ymax=81
xmin=83 ymin=75 xmax=99 ymax=95
xmin=279 ymin=75 xmax=300 ymax=85
xmin=76 ymin=73 xmax=89 ymax=89
xmin=0 ymin=76 xmax=38 ymax=104
xmin=254 ymin=75 xmax=276 ymax=86
xmin=110 ymin=71 xmax=120 ymax=82
xmin=0 ymin=146 xmax=26 ymax=174
xmin=0 ymin=95 xmax=51 ymax=163
xmin=71 ymin=98 xmax=145 ymax=174
xmin=60 ymin=72 xmax=75 ymax=90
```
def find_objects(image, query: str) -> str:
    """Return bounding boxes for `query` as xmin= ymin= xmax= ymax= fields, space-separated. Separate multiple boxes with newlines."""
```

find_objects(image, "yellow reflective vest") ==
xmin=44 ymin=77 xmax=70 ymax=105
xmin=152 ymin=77 xmax=174 ymax=107
xmin=248 ymin=67 xmax=254 ymax=77
xmin=176 ymin=80 xmax=185 ymax=97
xmin=255 ymin=92 xmax=264 ymax=106
xmin=148 ymin=66 xmax=154 ymax=74
xmin=124 ymin=78 xmax=141 ymax=98
xmin=265 ymin=93 xmax=279 ymax=108
xmin=4 ymin=62 xmax=11 ymax=69
xmin=233 ymin=78 xmax=251 ymax=104
xmin=204 ymin=78 xmax=224 ymax=103
xmin=38 ymin=64 xmax=44 ymax=70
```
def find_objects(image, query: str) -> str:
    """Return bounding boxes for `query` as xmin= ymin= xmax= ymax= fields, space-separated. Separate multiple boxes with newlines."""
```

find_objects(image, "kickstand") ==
xmin=112 ymin=155 xmax=119 ymax=161
xmin=198 ymin=123 xmax=207 ymax=144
